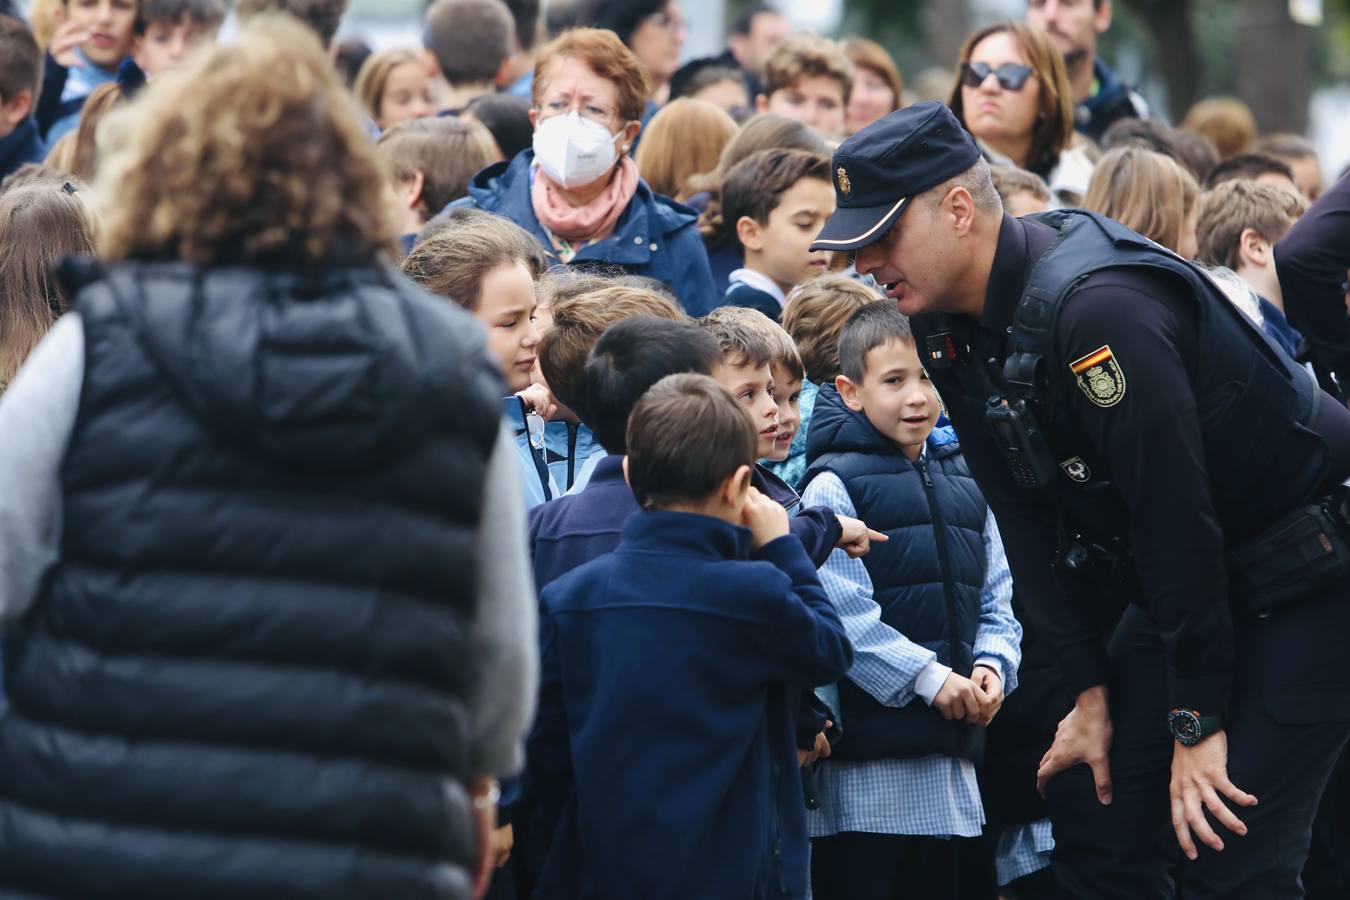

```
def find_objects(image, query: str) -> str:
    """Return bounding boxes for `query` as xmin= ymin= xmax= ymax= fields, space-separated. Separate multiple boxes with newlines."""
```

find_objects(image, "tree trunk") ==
xmin=1120 ymin=0 xmax=1200 ymax=121
xmin=1237 ymin=0 xmax=1311 ymax=133
xmin=921 ymin=0 xmax=971 ymax=74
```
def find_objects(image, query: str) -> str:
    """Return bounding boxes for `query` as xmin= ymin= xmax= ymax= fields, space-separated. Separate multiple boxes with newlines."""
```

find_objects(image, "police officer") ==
xmin=810 ymin=101 xmax=1350 ymax=899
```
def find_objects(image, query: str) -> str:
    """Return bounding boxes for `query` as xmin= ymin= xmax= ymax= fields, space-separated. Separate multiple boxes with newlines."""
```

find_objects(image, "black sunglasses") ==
xmin=961 ymin=61 xmax=1035 ymax=92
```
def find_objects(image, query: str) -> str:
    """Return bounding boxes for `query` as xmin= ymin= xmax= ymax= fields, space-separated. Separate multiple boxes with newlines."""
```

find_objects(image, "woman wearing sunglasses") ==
xmin=948 ymin=21 xmax=1094 ymax=208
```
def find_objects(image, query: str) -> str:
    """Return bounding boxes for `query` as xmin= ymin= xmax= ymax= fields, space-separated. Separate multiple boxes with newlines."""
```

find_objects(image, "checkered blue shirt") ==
xmin=800 ymin=469 xmax=1021 ymax=838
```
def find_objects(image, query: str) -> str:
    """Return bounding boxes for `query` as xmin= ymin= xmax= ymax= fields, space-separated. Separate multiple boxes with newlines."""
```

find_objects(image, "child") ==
xmin=0 ymin=178 xmax=97 ymax=392
xmin=0 ymin=16 xmax=46 ymax=182
xmin=719 ymin=148 xmax=834 ymax=320
xmin=354 ymin=48 xmax=436 ymax=132
xmin=131 ymin=0 xmax=224 ymax=77
xmin=1195 ymin=178 xmax=1309 ymax=358
xmin=423 ymin=0 xmax=516 ymax=114
xmin=755 ymin=34 xmax=852 ymax=140
xmin=989 ymin=163 xmax=1052 ymax=218
xmin=401 ymin=207 xmax=559 ymax=508
xmin=799 ymin=302 xmax=1022 ymax=900
xmin=36 ymin=0 xmax=138 ymax=143
xmin=530 ymin=372 xmax=854 ymax=899
xmin=535 ymin=282 xmax=683 ymax=495
xmin=771 ymin=274 xmax=877 ymax=487
xmin=376 ymin=117 xmax=498 ymax=253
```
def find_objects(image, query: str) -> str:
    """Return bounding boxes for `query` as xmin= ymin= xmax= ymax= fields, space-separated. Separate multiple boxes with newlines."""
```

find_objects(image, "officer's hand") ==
xmin=933 ymin=672 xmax=989 ymax=722
xmin=835 ymin=515 xmax=888 ymax=558
xmin=970 ymin=665 xmax=1005 ymax=725
xmin=1036 ymin=686 xmax=1114 ymax=804
xmin=1169 ymin=732 xmax=1258 ymax=860
xmin=743 ymin=487 xmax=790 ymax=549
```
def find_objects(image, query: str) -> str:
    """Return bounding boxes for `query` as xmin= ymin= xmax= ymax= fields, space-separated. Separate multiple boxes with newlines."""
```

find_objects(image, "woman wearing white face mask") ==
xmin=446 ymin=28 xmax=717 ymax=315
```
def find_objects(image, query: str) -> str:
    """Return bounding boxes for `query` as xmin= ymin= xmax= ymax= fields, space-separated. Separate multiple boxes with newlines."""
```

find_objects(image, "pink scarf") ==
xmin=531 ymin=157 xmax=640 ymax=246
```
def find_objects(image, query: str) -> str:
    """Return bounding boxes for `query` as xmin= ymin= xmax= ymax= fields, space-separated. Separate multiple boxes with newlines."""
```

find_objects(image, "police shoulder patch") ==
xmin=1069 ymin=345 xmax=1126 ymax=408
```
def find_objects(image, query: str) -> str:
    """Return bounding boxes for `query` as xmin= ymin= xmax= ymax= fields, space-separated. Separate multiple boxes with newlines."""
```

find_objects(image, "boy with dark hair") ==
xmin=1254 ymin=132 xmax=1324 ymax=202
xmin=35 ymin=0 xmax=138 ymax=143
xmin=800 ymin=302 xmax=1022 ymax=900
xmin=756 ymin=33 xmax=852 ymax=140
xmin=531 ymin=372 xmax=854 ymax=899
xmin=720 ymin=148 xmax=835 ymax=321
xmin=131 ymin=0 xmax=224 ymax=76
xmin=0 ymin=16 xmax=45 ymax=181
xmin=235 ymin=0 xmax=349 ymax=49
xmin=424 ymin=0 xmax=515 ymax=113
xmin=1203 ymin=151 xmax=1298 ymax=195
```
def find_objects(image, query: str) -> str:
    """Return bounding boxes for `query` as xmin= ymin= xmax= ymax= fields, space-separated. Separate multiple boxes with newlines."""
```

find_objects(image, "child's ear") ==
xmin=836 ymin=374 xmax=864 ymax=412
xmin=2 ymin=90 xmax=33 ymax=126
xmin=622 ymin=455 xmax=632 ymax=489
xmin=754 ymin=93 xmax=768 ymax=114
xmin=1238 ymin=226 xmax=1269 ymax=268
xmin=493 ymin=54 xmax=515 ymax=90
xmin=735 ymin=215 xmax=763 ymax=252
xmin=400 ymin=170 xmax=426 ymax=210
xmin=421 ymin=48 xmax=441 ymax=77
xmin=722 ymin=463 xmax=753 ymax=508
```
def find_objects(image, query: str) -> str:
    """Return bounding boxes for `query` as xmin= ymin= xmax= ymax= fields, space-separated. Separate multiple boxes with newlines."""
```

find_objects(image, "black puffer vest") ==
xmin=803 ymin=385 xmax=988 ymax=762
xmin=0 ymin=261 xmax=502 ymax=900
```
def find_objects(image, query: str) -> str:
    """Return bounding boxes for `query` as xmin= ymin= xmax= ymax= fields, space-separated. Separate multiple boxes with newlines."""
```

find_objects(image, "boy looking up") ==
xmin=531 ymin=373 xmax=854 ymax=899
xmin=699 ymin=305 xmax=881 ymax=564
xmin=36 ymin=0 xmax=138 ymax=143
xmin=720 ymin=148 xmax=835 ymax=321
xmin=0 ymin=16 xmax=45 ymax=181
xmin=800 ymin=303 xmax=1022 ymax=900
xmin=756 ymin=33 xmax=852 ymax=140
xmin=131 ymin=0 xmax=224 ymax=77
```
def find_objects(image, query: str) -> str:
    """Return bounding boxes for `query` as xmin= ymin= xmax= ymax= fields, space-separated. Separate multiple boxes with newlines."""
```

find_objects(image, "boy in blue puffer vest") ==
xmin=800 ymin=302 xmax=1023 ymax=900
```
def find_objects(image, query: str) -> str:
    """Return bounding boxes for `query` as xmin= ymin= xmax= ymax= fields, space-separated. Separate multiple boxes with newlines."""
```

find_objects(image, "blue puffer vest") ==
xmin=803 ymin=384 xmax=988 ymax=762
xmin=0 ymin=260 xmax=502 ymax=900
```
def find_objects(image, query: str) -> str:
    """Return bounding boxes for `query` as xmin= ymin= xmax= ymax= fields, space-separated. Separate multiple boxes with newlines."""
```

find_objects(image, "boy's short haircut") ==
xmin=1203 ymin=152 xmax=1295 ymax=191
xmin=611 ymin=273 xmax=681 ymax=306
xmin=502 ymin=0 xmax=541 ymax=51
xmin=780 ymin=274 xmax=879 ymax=384
xmin=236 ymin=0 xmax=350 ymax=47
xmin=134 ymin=0 xmax=227 ymax=35
xmin=536 ymin=268 xmax=614 ymax=310
xmin=760 ymin=34 xmax=852 ymax=101
xmin=583 ymin=316 xmax=724 ymax=453
xmin=699 ymin=305 xmax=779 ymax=370
xmin=1195 ymin=179 xmax=1307 ymax=271
xmin=625 ymin=373 xmax=758 ymax=510
xmin=1170 ymin=129 xmax=1220 ymax=184
xmin=0 ymin=15 xmax=42 ymax=106
xmin=537 ymin=284 xmax=684 ymax=416
xmin=376 ymin=117 xmax=499 ymax=218
xmin=711 ymin=299 xmax=804 ymax=381
xmin=721 ymin=148 xmax=830 ymax=248
xmin=424 ymin=0 xmax=515 ymax=86
xmin=401 ymin=207 xmax=546 ymax=310
xmin=838 ymin=301 xmax=915 ymax=383
xmin=988 ymin=164 xmax=1051 ymax=208
xmin=1255 ymin=132 xmax=1318 ymax=163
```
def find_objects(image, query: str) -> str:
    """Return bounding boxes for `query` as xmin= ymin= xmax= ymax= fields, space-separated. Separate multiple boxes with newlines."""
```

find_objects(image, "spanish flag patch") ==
xmin=1069 ymin=345 xmax=1126 ymax=408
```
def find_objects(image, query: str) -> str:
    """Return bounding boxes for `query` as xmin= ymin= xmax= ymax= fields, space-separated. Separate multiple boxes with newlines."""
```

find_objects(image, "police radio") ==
xmin=985 ymin=397 xmax=1060 ymax=489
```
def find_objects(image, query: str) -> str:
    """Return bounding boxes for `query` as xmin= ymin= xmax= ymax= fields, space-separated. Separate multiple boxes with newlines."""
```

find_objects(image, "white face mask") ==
xmin=532 ymin=111 xmax=622 ymax=189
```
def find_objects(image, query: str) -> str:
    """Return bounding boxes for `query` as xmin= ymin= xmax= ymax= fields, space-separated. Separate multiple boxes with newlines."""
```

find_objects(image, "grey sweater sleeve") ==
xmin=0 ymin=313 xmax=83 ymax=624
xmin=467 ymin=425 xmax=540 ymax=776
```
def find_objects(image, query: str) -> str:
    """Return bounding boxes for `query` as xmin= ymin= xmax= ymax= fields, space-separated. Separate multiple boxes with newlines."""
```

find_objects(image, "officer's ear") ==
xmin=836 ymin=374 xmax=865 ymax=412
xmin=943 ymin=184 xmax=977 ymax=238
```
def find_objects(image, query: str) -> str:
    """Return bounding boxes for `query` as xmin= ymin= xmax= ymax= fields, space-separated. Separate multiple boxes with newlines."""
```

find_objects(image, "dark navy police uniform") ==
xmin=810 ymin=103 xmax=1350 ymax=900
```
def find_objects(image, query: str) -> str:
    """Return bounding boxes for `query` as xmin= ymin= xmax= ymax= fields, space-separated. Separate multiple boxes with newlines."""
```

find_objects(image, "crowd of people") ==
xmin=0 ymin=0 xmax=1348 ymax=898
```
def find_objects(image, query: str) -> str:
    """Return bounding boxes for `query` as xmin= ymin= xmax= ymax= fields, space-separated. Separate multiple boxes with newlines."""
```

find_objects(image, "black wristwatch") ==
xmin=1168 ymin=708 xmax=1227 ymax=746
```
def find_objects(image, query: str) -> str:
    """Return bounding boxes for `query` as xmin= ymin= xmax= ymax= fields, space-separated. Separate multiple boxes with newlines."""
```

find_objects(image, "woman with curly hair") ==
xmin=0 ymin=15 xmax=535 ymax=900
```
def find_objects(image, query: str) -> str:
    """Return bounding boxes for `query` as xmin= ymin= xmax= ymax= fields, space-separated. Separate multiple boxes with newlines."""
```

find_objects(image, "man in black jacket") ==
xmin=811 ymin=102 xmax=1350 ymax=899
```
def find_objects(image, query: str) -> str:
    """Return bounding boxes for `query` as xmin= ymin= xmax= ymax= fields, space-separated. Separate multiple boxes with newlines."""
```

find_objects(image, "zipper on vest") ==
xmin=915 ymin=457 xmax=968 ymax=678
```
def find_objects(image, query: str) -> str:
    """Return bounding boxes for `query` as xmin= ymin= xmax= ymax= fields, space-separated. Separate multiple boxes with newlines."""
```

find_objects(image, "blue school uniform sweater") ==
xmin=530 ymin=510 xmax=853 ymax=900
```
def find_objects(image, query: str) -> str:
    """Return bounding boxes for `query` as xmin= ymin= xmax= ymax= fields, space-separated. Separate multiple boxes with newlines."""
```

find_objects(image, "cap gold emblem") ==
xmin=836 ymin=166 xmax=852 ymax=197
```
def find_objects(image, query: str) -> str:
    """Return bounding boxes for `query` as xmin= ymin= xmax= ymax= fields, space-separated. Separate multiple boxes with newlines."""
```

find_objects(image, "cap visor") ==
xmin=809 ymin=196 xmax=911 ymax=252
